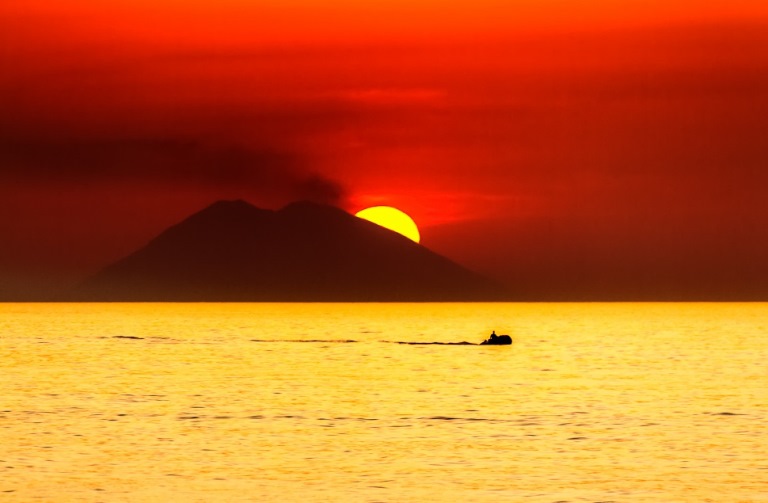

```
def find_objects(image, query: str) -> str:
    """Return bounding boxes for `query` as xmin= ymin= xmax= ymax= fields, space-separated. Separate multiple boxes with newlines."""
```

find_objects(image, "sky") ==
xmin=2 ymin=0 xmax=768 ymax=300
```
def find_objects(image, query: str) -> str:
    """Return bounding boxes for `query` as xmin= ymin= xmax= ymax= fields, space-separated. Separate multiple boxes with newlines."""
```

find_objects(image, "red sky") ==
xmin=2 ymin=1 xmax=768 ymax=299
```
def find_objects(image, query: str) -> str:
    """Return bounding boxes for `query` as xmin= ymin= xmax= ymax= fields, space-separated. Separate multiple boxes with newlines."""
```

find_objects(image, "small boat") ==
xmin=480 ymin=334 xmax=512 ymax=345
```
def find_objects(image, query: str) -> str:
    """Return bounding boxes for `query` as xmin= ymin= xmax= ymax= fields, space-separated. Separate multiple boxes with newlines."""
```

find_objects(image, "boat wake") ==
xmin=250 ymin=339 xmax=358 ymax=343
xmin=385 ymin=341 xmax=477 ymax=345
xmin=249 ymin=339 xmax=481 ymax=345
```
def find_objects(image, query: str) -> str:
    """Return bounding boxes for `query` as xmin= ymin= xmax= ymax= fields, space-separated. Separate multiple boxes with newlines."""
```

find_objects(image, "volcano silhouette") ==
xmin=73 ymin=200 xmax=507 ymax=301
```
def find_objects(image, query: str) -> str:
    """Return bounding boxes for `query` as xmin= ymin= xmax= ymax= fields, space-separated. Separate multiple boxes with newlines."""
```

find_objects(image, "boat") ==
xmin=480 ymin=334 xmax=512 ymax=345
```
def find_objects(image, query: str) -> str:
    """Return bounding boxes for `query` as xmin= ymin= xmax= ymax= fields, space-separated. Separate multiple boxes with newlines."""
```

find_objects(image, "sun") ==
xmin=355 ymin=206 xmax=421 ymax=243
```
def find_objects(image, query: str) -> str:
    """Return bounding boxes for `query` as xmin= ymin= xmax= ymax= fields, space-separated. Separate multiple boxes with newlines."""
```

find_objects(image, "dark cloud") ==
xmin=0 ymin=136 xmax=347 ymax=206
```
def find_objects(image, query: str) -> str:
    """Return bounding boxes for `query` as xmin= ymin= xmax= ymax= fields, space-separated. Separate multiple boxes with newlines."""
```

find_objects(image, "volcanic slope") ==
xmin=74 ymin=200 xmax=508 ymax=301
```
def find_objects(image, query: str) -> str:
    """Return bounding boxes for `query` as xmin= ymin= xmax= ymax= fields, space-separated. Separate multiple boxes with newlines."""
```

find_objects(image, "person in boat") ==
xmin=481 ymin=330 xmax=499 ymax=345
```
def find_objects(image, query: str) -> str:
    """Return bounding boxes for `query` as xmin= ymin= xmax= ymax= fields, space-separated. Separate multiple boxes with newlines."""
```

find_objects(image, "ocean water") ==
xmin=1 ymin=302 xmax=766 ymax=502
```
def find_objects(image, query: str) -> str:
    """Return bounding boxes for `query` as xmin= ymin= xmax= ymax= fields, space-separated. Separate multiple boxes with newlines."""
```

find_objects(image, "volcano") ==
xmin=72 ymin=200 xmax=507 ymax=301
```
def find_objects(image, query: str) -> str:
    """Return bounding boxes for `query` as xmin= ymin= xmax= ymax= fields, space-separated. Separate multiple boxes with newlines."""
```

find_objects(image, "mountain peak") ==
xmin=196 ymin=199 xmax=268 ymax=217
xmin=211 ymin=198 xmax=250 ymax=207
xmin=72 ymin=200 xmax=508 ymax=301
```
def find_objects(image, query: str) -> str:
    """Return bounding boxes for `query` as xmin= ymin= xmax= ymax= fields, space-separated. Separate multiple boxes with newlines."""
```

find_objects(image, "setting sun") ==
xmin=355 ymin=206 xmax=421 ymax=243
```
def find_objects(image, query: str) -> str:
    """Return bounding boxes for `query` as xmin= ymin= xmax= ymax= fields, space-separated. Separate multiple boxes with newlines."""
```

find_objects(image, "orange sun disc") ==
xmin=355 ymin=206 xmax=421 ymax=243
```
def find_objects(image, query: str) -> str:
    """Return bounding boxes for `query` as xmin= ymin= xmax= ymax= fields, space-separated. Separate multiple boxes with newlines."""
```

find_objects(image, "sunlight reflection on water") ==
xmin=1 ymin=303 xmax=766 ymax=502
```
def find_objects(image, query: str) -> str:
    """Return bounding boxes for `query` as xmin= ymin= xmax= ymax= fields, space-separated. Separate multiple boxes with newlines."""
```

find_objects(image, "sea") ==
xmin=1 ymin=302 xmax=766 ymax=502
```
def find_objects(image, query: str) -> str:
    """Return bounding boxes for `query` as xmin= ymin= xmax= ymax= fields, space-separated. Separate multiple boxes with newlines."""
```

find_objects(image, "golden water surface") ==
xmin=1 ymin=303 xmax=766 ymax=502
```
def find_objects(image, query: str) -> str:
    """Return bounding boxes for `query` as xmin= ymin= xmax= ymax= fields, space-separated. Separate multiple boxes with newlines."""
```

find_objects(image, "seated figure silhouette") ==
xmin=481 ymin=330 xmax=512 ymax=345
